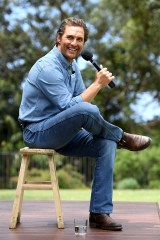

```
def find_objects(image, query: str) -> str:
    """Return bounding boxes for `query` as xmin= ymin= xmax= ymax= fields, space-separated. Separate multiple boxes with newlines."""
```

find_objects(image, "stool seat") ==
xmin=9 ymin=147 xmax=64 ymax=229
xmin=20 ymin=147 xmax=55 ymax=155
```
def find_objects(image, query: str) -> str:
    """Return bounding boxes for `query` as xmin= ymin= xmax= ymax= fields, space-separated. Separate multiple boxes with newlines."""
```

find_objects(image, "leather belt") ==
xmin=19 ymin=120 xmax=32 ymax=131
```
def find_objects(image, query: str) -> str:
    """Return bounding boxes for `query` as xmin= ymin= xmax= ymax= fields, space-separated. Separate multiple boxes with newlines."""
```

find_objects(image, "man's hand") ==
xmin=94 ymin=67 xmax=115 ymax=89
xmin=80 ymin=66 xmax=115 ymax=103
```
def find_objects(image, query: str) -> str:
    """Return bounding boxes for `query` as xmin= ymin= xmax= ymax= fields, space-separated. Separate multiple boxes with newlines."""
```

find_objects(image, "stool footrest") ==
xmin=25 ymin=181 xmax=51 ymax=184
xmin=23 ymin=183 xmax=52 ymax=190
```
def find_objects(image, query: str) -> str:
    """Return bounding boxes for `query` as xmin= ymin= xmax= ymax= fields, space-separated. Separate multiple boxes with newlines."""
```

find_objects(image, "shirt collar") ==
xmin=52 ymin=45 xmax=72 ymax=70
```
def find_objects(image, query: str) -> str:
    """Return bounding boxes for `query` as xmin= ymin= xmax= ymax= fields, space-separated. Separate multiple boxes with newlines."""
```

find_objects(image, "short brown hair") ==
xmin=56 ymin=17 xmax=89 ymax=46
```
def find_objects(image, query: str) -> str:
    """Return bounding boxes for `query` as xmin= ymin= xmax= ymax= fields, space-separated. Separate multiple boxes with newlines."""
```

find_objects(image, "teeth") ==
xmin=69 ymin=48 xmax=77 ymax=51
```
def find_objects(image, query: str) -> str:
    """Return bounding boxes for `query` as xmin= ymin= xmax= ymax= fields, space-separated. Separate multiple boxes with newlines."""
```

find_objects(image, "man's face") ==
xmin=57 ymin=25 xmax=85 ymax=62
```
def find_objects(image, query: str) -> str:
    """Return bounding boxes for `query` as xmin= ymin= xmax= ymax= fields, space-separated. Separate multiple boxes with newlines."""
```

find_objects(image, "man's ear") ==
xmin=56 ymin=34 xmax=61 ymax=44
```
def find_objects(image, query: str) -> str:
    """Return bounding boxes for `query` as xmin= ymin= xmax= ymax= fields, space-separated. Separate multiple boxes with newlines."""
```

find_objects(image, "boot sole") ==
xmin=90 ymin=222 xmax=123 ymax=231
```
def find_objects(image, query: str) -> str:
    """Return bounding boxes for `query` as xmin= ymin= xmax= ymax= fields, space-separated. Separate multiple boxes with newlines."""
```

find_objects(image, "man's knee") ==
xmin=77 ymin=102 xmax=100 ymax=116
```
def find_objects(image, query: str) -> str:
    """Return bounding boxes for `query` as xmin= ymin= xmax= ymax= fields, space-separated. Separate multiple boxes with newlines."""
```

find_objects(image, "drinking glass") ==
xmin=74 ymin=219 xmax=88 ymax=236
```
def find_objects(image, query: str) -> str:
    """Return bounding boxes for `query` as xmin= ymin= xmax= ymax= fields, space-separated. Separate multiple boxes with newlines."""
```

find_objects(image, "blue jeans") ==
xmin=23 ymin=102 xmax=123 ymax=213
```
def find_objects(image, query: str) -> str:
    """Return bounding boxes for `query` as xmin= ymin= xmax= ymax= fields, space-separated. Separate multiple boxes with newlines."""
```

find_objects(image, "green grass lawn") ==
xmin=0 ymin=189 xmax=160 ymax=205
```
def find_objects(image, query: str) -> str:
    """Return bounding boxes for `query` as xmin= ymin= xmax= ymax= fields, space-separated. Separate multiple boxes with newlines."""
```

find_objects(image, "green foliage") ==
xmin=117 ymin=178 xmax=140 ymax=189
xmin=82 ymin=0 xmax=160 ymax=128
xmin=10 ymin=163 xmax=86 ymax=189
xmin=10 ymin=168 xmax=50 ymax=188
xmin=149 ymin=180 xmax=160 ymax=189
xmin=57 ymin=164 xmax=86 ymax=189
xmin=114 ymin=146 xmax=160 ymax=188
xmin=26 ymin=168 xmax=50 ymax=181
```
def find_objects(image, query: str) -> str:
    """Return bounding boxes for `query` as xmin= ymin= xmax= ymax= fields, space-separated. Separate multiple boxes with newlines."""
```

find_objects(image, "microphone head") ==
xmin=81 ymin=49 xmax=93 ymax=61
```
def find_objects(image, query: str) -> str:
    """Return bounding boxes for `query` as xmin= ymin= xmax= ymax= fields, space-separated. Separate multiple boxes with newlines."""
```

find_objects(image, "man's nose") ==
xmin=71 ymin=38 xmax=77 ymax=45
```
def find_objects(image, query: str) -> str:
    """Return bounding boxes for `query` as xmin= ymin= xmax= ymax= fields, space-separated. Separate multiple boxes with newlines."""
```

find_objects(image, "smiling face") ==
xmin=57 ymin=25 xmax=85 ymax=62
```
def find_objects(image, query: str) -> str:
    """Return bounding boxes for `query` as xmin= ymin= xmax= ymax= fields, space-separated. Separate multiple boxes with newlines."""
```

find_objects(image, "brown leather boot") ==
xmin=117 ymin=132 xmax=152 ymax=151
xmin=89 ymin=213 xmax=122 ymax=231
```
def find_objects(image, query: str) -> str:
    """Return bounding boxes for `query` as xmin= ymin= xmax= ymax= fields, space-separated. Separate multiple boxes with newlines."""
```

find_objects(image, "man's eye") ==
xmin=67 ymin=36 xmax=73 ymax=40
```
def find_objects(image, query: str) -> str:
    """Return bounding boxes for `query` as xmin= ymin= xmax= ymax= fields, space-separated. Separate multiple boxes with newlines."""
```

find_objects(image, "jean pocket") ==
xmin=23 ymin=128 xmax=36 ymax=144
xmin=26 ymin=121 xmax=45 ymax=132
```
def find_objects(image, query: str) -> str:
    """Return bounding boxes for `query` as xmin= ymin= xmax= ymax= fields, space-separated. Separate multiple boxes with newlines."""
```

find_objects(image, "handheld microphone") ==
xmin=81 ymin=49 xmax=115 ymax=88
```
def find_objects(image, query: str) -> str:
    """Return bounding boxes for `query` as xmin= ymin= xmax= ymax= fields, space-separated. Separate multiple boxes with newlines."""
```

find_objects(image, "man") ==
xmin=19 ymin=17 xmax=151 ymax=231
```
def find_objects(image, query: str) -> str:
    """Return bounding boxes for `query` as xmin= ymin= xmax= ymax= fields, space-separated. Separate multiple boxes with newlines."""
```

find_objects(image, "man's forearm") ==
xmin=80 ymin=82 xmax=101 ymax=102
xmin=80 ymin=68 xmax=115 ymax=102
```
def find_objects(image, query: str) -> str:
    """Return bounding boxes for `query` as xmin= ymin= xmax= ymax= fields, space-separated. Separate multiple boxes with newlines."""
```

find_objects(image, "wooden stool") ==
xmin=9 ymin=147 xmax=64 ymax=229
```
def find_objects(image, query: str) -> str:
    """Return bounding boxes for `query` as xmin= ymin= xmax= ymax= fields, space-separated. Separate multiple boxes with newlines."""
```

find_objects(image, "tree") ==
xmin=0 ymin=0 xmax=159 ymax=151
xmin=81 ymin=0 xmax=160 ymax=131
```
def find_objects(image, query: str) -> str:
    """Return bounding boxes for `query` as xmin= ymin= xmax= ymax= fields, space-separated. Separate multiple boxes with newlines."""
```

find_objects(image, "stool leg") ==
xmin=9 ymin=154 xmax=30 ymax=229
xmin=48 ymin=154 xmax=64 ymax=229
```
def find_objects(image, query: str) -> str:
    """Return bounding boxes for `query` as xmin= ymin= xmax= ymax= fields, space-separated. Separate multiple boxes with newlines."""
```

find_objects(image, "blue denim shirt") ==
xmin=19 ymin=46 xmax=86 ymax=122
